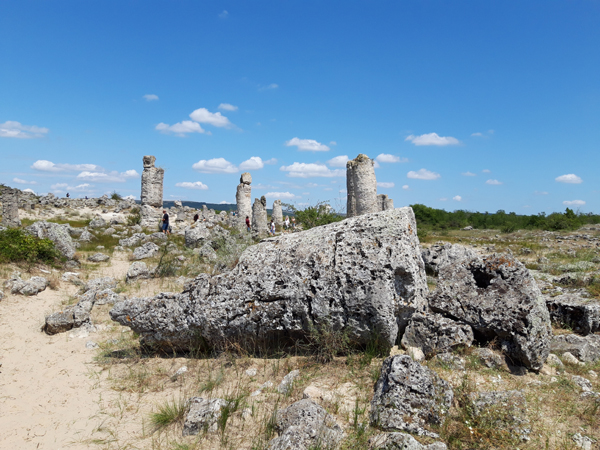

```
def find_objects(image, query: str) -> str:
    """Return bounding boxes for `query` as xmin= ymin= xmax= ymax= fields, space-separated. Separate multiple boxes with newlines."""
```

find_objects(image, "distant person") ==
xmin=162 ymin=210 xmax=170 ymax=235
xmin=66 ymin=193 xmax=70 ymax=198
xmin=85 ymin=196 xmax=88 ymax=200
xmin=193 ymin=213 xmax=199 ymax=223
xmin=291 ymin=217 xmax=296 ymax=230
xmin=245 ymin=215 xmax=251 ymax=232
xmin=269 ymin=219 xmax=275 ymax=236
xmin=284 ymin=216 xmax=290 ymax=230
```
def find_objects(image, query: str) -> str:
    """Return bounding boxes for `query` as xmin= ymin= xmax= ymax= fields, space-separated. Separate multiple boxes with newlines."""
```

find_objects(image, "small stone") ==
xmin=406 ymin=346 xmax=425 ymax=362
xmin=183 ymin=397 xmax=229 ymax=435
xmin=562 ymin=352 xmax=584 ymax=365
xmin=546 ymin=353 xmax=564 ymax=368
xmin=278 ymin=370 xmax=300 ymax=395
xmin=588 ymin=370 xmax=598 ymax=379
xmin=572 ymin=432 xmax=595 ymax=450
xmin=86 ymin=341 xmax=99 ymax=349
xmin=245 ymin=368 xmax=257 ymax=377
xmin=96 ymin=245 xmax=105 ymax=249
xmin=87 ymin=253 xmax=110 ymax=263
xmin=571 ymin=375 xmax=593 ymax=392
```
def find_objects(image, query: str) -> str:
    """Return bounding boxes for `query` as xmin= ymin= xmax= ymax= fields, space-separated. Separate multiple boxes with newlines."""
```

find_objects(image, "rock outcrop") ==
xmin=26 ymin=221 xmax=76 ymax=259
xmin=272 ymin=199 xmax=283 ymax=227
xmin=251 ymin=196 xmax=268 ymax=236
xmin=110 ymin=208 xmax=428 ymax=352
xmin=401 ymin=313 xmax=474 ymax=356
xmin=551 ymin=334 xmax=600 ymax=363
xmin=236 ymin=172 xmax=252 ymax=230
xmin=1 ymin=187 xmax=21 ymax=228
xmin=3 ymin=273 xmax=48 ymax=296
xmin=369 ymin=432 xmax=448 ymax=450
xmin=545 ymin=294 xmax=600 ymax=335
xmin=133 ymin=242 xmax=160 ymax=260
xmin=377 ymin=194 xmax=394 ymax=212
xmin=346 ymin=154 xmax=378 ymax=218
xmin=183 ymin=397 xmax=229 ymax=435
xmin=421 ymin=243 xmax=478 ymax=276
xmin=429 ymin=254 xmax=552 ymax=371
xmin=140 ymin=155 xmax=164 ymax=228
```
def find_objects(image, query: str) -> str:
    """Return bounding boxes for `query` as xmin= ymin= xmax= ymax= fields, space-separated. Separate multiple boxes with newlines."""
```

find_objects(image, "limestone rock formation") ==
xmin=346 ymin=154 xmax=378 ymax=218
xmin=267 ymin=399 xmax=344 ymax=450
xmin=133 ymin=242 xmax=160 ymax=260
xmin=251 ymin=196 xmax=268 ymax=236
xmin=236 ymin=172 xmax=252 ymax=230
xmin=370 ymin=355 xmax=453 ymax=438
xmin=428 ymin=254 xmax=551 ymax=371
xmin=183 ymin=397 xmax=229 ymax=435
xmin=184 ymin=224 xmax=210 ymax=248
xmin=369 ymin=433 xmax=448 ymax=450
xmin=140 ymin=155 xmax=164 ymax=228
xmin=88 ymin=253 xmax=110 ymax=262
xmin=551 ymin=334 xmax=600 ymax=363
xmin=1 ymin=187 xmax=21 ymax=228
xmin=545 ymin=294 xmax=600 ymax=335
xmin=26 ymin=221 xmax=76 ymax=259
xmin=110 ymin=207 xmax=428 ymax=352
xmin=421 ymin=243 xmax=478 ymax=276
xmin=127 ymin=261 xmax=151 ymax=282
xmin=3 ymin=273 xmax=48 ymax=296
xmin=272 ymin=200 xmax=283 ymax=227
xmin=377 ymin=194 xmax=394 ymax=212
xmin=401 ymin=313 xmax=474 ymax=356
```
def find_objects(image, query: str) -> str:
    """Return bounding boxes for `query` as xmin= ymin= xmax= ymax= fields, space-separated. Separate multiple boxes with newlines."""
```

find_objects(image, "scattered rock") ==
xmin=183 ymin=397 xmax=229 ymax=435
xmin=546 ymin=353 xmax=564 ymax=368
xmin=133 ymin=242 xmax=160 ymax=260
xmin=94 ymin=289 xmax=121 ymax=305
xmin=3 ymin=273 xmax=48 ymax=296
xmin=545 ymin=294 xmax=600 ymax=335
xmin=551 ymin=334 xmax=600 ymax=363
xmin=84 ymin=277 xmax=117 ymax=292
xmin=26 ymin=221 xmax=76 ymax=259
xmin=79 ymin=229 xmax=94 ymax=242
xmin=473 ymin=348 xmax=506 ymax=369
xmin=87 ymin=253 xmax=110 ymax=262
xmin=572 ymin=432 xmax=595 ymax=450
xmin=401 ymin=313 xmax=474 ymax=356
xmin=406 ymin=346 xmax=425 ymax=362
xmin=119 ymin=233 xmax=147 ymax=248
xmin=571 ymin=375 xmax=593 ymax=392
xmin=470 ymin=390 xmax=530 ymax=440
xmin=562 ymin=352 xmax=584 ymax=365
xmin=88 ymin=217 xmax=107 ymax=229
xmin=433 ymin=352 xmax=466 ymax=371
xmin=0 ymin=290 xmax=4 ymax=301
xmin=267 ymin=399 xmax=344 ymax=450
xmin=369 ymin=432 xmax=448 ymax=449
xmin=277 ymin=370 xmax=300 ymax=395
xmin=126 ymin=261 xmax=151 ymax=282
xmin=61 ymin=272 xmax=81 ymax=284
xmin=44 ymin=303 xmax=91 ymax=334
xmin=185 ymin=224 xmax=210 ymax=248
xmin=245 ymin=368 xmax=257 ymax=377
xmin=85 ymin=341 xmax=99 ymax=349
xmin=370 ymin=355 xmax=453 ymax=438
xmin=103 ymin=227 xmax=116 ymax=235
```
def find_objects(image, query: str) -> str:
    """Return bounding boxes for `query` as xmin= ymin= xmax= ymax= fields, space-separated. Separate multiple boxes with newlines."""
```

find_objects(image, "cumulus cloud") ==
xmin=402 ymin=185 xmax=409 ymax=190
xmin=31 ymin=160 xmax=104 ymax=173
xmin=327 ymin=155 xmax=349 ymax=167
xmin=280 ymin=162 xmax=344 ymax=178
xmin=405 ymin=133 xmax=460 ymax=146
xmin=462 ymin=171 xmax=476 ymax=177
xmin=239 ymin=156 xmax=265 ymax=171
xmin=486 ymin=179 xmax=503 ymax=185
xmin=377 ymin=182 xmax=395 ymax=188
xmin=143 ymin=94 xmax=159 ymax=101
xmin=13 ymin=178 xmax=37 ymax=185
xmin=124 ymin=195 xmax=136 ymax=200
xmin=285 ymin=137 xmax=330 ymax=152
xmin=265 ymin=192 xmax=298 ymax=199
xmin=453 ymin=195 xmax=462 ymax=201
xmin=0 ymin=121 xmax=49 ymax=139
xmin=218 ymin=103 xmax=238 ymax=111
xmin=407 ymin=169 xmax=441 ymax=180
xmin=189 ymin=108 xmax=233 ymax=128
xmin=264 ymin=158 xmax=277 ymax=165
xmin=375 ymin=154 xmax=407 ymax=163
xmin=192 ymin=158 xmax=238 ymax=174
xmin=156 ymin=121 xmax=206 ymax=136
xmin=563 ymin=200 xmax=586 ymax=206
xmin=50 ymin=182 xmax=94 ymax=193
xmin=176 ymin=181 xmax=209 ymax=190
xmin=555 ymin=174 xmax=583 ymax=184
xmin=77 ymin=170 xmax=139 ymax=183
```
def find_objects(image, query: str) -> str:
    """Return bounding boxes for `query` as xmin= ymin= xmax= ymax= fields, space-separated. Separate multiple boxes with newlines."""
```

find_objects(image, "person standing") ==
xmin=245 ymin=215 xmax=251 ymax=232
xmin=193 ymin=213 xmax=199 ymax=223
xmin=162 ymin=210 xmax=170 ymax=235
xmin=284 ymin=216 xmax=290 ymax=230
xmin=269 ymin=219 xmax=275 ymax=236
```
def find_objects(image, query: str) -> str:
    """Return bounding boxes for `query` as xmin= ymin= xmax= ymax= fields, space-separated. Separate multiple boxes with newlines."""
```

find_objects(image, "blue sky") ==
xmin=1 ymin=1 xmax=598 ymax=214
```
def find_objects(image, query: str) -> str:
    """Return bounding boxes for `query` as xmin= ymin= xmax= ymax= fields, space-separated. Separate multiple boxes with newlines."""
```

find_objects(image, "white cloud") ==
xmin=482 ymin=169 xmax=491 ymax=173
xmin=189 ymin=108 xmax=233 ymax=128
xmin=486 ymin=179 xmax=503 ymax=185
xmin=462 ymin=171 xmax=476 ymax=177
xmin=375 ymin=153 xmax=407 ymax=163
xmin=453 ymin=195 xmax=462 ymax=201
xmin=156 ymin=121 xmax=206 ymax=136
xmin=50 ymin=182 xmax=94 ymax=193
xmin=0 ymin=121 xmax=49 ymax=139
xmin=176 ymin=181 xmax=209 ymax=190
xmin=285 ymin=137 xmax=330 ymax=152
xmin=239 ymin=156 xmax=264 ymax=171
xmin=31 ymin=160 xmax=104 ymax=172
xmin=264 ymin=158 xmax=278 ymax=165
xmin=405 ymin=133 xmax=460 ymax=146
xmin=13 ymin=177 xmax=37 ymax=185
xmin=534 ymin=191 xmax=549 ymax=195
xmin=555 ymin=174 xmax=583 ymax=184
xmin=471 ymin=132 xmax=483 ymax=137
xmin=563 ymin=200 xmax=586 ymax=206
xmin=143 ymin=94 xmax=159 ymax=101
xmin=402 ymin=185 xmax=409 ymax=190
xmin=329 ymin=141 xmax=337 ymax=146
xmin=327 ymin=155 xmax=349 ymax=167
xmin=77 ymin=170 xmax=139 ymax=183
xmin=377 ymin=182 xmax=395 ymax=188
xmin=192 ymin=158 xmax=238 ymax=174
xmin=265 ymin=192 xmax=298 ymax=199
xmin=219 ymin=10 xmax=229 ymax=18
xmin=407 ymin=168 xmax=441 ymax=180
xmin=280 ymin=162 xmax=345 ymax=178
xmin=259 ymin=83 xmax=279 ymax=91
xmin=218 ymin=103 xmax=238 ymax=111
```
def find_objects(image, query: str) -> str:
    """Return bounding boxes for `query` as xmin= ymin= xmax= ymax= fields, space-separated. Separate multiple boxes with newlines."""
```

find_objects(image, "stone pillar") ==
xmin=347 ymin=154 xmax=378 ymax=217
xmin=236 ymin=172 xmax=252 ymax=230
xmin=1 ymin=187 xmax=21 ymax=228
xmin=346 ymin=163 xmax=357 ymax=218
xmin=252 ymin=196 xmax=268 ymax=236
xmin=272 ymin=200 xmax=283 ymax=227
xmin=140 ymin=155 xmax=165 ymax=228
xmin=377 ymin=194 xmax=395 ymax=211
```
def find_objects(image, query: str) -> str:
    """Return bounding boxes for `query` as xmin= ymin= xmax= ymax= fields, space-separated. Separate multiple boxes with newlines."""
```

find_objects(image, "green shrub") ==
xmin=0 ymin=228 xmax=60 ymax=264
xmin=126 ymin=207 xmax=141 ymax=226
xmin=149 ymin=398 xmax=187 ymax=431
xmin=283 ymin=202 xmax=343 ymax=230
xmin=110 ymin=191 xmax=123 ymax=201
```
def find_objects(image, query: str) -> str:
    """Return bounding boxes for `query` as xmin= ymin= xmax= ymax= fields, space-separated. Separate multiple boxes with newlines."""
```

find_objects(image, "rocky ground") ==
xmin=0 ymin=204 xmax=599 ymax=450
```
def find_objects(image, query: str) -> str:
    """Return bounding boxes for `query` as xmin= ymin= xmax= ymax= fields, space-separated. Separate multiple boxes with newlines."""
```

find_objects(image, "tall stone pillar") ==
xmin=378 ymin=194 xmax=395 ymax=211
xmin=252 ymin=196 xmax=268 ymax=236
xmin=1 ymin=187 xmax=21 ymax=228
xmin=140 ymin=155 xmax=165 ymax=228
xmin=347 ymin=154 xmax=378 ymax=217
xmin=236 ymin=172 xmax=252 ymax=230
xmin=272 ymin=200 xmax=283 ymax=227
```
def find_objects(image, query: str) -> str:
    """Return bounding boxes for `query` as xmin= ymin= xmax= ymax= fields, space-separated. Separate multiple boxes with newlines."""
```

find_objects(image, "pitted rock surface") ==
xmin=133 ymin=242 xmax=160 ymax=260
xmin=421 ymin=243 xmax=478 ymax=276
xmin=110 ymin=208 xmax=427 ymax=352
xmin=551 ymin=334 xmax=600 ymax=363
xmin=26 ymin=221 xmax=76 ymax=259
xmin=428 ymin=254 xmax=551 ymax=371
xmin=401 ymin=313 xmax=474 ymax=356
xmin=4 ymin=274 xmax=48 ymax=296
xmin=183 ymin=397 xmax=229 ymax=435
xmin=370 ymin=355 xmax=453 ymax=438
xmin=369 ymin=432 xmax=448 ymax=450
xmin=545 ymin=294 xmax=600 ymax=335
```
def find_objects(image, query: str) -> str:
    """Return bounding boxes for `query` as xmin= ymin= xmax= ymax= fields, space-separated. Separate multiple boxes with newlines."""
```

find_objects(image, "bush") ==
xmin=126 ymin=207 xmax=141 ymax=226
xmin=283 ymin=202 xmax=344 ymax=230
xmin=110 ymin=191 xmax=123 ymax=201
xmin=0 ymin=228 xmax=60 ymax=264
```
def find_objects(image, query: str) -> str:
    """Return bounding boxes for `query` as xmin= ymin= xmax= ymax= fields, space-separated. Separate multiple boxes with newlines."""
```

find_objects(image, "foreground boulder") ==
xmin=267 ymin=399 xmax=344 ymax=450
xmin=111 ymin=208 xmax=428 ymax=352
xmin=551 ymin=334 xmax=600 ymax=363
xmin=26 ymin=221 xmax=76 ymax=259
xmin=545 ymin=294 xmax=600 ymax=335
xmin=421 ymin=243 xmax=477 ymax=276
xmin=133 ymin=242 xmax=160 ymax=260
xmin=3 ymin=273 xmax=48 ymax=296
xmin=370 ymin=355 xmax=453 ymax=438
xmin=429 ymin=255 xmax=551 ymax=371
xmin=401 ymin=313 xmax=474 ymax=356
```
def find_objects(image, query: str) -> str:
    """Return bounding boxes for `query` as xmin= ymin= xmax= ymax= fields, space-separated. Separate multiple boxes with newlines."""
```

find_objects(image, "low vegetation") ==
xmin=0 ymin=228 xmax=60 ymax=264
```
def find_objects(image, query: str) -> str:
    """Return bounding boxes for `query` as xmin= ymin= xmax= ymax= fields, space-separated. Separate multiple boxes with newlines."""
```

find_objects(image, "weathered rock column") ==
xmin=378 ymin=194 xmax=394 ymax=211
xmin=346 ymin=163 xmax=357 ymax=218
xmin=252 ymin=196 xmax=268 ymax=236
xmin=236 ymin=172 xmax=252 ymax=230
xmin=272 ymin=200 xmax=283 ymax=227
xmin=140 ymin=155 xmax=164 ymax=228
xmin=1 ymin=187 xmax=21 ymax=228
xmin=347 ymin=154 xmax=378 ymax=217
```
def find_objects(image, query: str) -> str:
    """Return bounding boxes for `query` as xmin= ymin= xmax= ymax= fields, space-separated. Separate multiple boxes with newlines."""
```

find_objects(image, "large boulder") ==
xmin=26 ymin=221 xmax=76 ymax=259
xmin=401 ymin=313 xmax=474 ymax=356
xmin=184 ymin=224 xmax=210 ymax=248
xmin=428 ymin=254 xmax=552 ymax=371
xmin=133 ymin=242 xmax=160 ymax=260
xmin=110 ymin=208 xmax=428 ymax=352
xmin=44 ymin=303 xmax=92 ymax=334
xmin=127 ymin=261 xmax=152 ymax=282
xmin=267 ymin=399 xmax=344 ymax=450
xmin=551 ymin=334 xmax=600 ymax=363
xmin=119 ymin=233 xmax=148 ymax=248
xmin=3 ymin=273 xmax=48 ymax=296
xmin=88 ymin=217 xmax=107 ymax=229
xmin=545 ymin=294 xmax=600 ymax=335
xmin=370 ymin=355 xmax=453 ymax=438
xmin=421 ymin=243 xmax=477 ymax=276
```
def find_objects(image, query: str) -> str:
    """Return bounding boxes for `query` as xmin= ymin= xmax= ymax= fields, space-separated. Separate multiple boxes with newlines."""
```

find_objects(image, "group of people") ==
xmin=245 ymin=215 xmax=296 ymax=235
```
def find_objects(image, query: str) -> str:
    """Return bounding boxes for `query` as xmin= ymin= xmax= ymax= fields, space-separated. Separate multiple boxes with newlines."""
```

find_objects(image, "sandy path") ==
xmin=0 ymin=257 xmax=132 ymax=449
